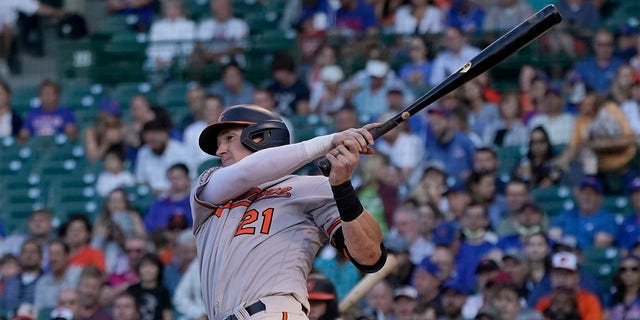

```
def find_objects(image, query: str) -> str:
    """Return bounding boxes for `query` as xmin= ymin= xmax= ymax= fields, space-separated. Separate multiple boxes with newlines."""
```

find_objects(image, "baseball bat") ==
xmin=318 ymin=4 xmax=563 ymax=176
xmin=338 ymin=254 xmax=398 ymax=313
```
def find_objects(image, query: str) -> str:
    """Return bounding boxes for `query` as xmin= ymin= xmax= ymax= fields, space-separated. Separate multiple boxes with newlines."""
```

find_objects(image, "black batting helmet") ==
xmin=199 ymin=104 xmax=290 ymax=155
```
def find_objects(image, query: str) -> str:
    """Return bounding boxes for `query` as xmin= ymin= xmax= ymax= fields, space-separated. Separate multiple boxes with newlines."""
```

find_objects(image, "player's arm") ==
xmin=326 ymin=139 xmax=386 ymax=271
xmin=198 ymin=127 xmax=375 ymax=205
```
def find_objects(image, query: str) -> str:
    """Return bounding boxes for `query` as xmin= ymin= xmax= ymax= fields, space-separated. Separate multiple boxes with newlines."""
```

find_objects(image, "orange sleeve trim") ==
xmin=327 ymin=218 xmax=342 ymax=236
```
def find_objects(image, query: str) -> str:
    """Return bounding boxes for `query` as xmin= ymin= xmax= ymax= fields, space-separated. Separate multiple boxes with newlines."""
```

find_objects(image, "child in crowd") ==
xmin=96 ymin=146 xmax=135 ymax=197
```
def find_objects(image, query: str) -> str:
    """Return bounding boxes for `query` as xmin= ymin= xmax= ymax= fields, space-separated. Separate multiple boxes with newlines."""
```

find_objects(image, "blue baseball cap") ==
xmin=427 ymin=104 xmax=452 ymax=117
xmin=415 ymin=258 xmax=440 ymax=276
xmin=580 ymin=176 xmax=603 ymax=194
xmin=433 ymin=222 xmax=459 ymax=246
xmin=629 ymin=176 xmax=640 ymax=193
xmin=442 ymin=279 xmax=469 ymax=295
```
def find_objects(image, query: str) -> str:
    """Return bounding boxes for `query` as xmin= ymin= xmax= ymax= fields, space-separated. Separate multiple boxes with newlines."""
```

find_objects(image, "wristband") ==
xmin=331 ymin=180 xmax=364 ymax=222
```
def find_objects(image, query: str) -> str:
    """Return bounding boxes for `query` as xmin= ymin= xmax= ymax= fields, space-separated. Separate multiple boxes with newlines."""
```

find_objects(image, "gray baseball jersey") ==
xmin=191 ymin=167 xmax=342 ymax=320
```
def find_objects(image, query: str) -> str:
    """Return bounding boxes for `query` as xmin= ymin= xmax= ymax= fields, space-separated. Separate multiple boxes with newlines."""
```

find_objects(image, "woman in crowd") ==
xmin=483 ymin=91 xmax=528 ymax=148
xmin=461 ymin=79 xmax=500 ymax=139
xmin=394 ymin=0 xmax=444 ymax=35
xmin=127 ymin=253 xmax=173 ymax=320
xmin=0 ymin=81 xmax=22 ymax=138
xmin=608 ymin=255 xmax=640 ymax=320
xmin=398 ymin=36 xmax=433 ymax=91
xmin=84 ymin=98 xmax=126 ymax=163
xmin=516 ymin=126 xmax=562 ymax=188
xmin=609 ymin=64 xmax=635 ymax=105
xmin=524 ymin=232 xmax=552 ymax=297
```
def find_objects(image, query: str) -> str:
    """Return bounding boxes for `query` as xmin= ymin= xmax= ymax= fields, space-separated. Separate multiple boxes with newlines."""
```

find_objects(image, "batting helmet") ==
xmin=199 ymin=104 xmax=290 ymax=155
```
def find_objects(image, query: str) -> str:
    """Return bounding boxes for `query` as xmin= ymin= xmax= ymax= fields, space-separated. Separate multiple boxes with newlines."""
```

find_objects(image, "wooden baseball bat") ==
xmin=318 ymin=4 xmax=563 ymax=176
xmin=338 ymin=254 xmax=399 ymax=313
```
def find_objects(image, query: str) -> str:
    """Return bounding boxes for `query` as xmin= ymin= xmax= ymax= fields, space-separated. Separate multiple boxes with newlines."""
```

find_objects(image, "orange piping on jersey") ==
xmin=342 ymin=248 xmax=351 ymax=261
xmin=282 ymin=312 xmax=288 ymax=320
xmin=327 ymin=218 xmax=342 ymax=236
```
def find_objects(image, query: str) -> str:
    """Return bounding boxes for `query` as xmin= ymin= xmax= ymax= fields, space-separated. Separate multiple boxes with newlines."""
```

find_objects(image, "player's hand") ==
xmin=332 ymin=123 xmax=379 ymax=154
xmin=326 ymin=139 xmax=360 ymax=186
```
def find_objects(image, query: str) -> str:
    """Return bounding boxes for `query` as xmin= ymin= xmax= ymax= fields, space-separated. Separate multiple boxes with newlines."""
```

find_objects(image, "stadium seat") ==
xmin=184 ymin=0 xmax=210 ymax=21
xmin=581 ymin=246 xmax=620 ymax=291
xmin=496 ymin=145 xmax=526 ymax=179
xmin=96 ymin=15 xmax=137 ymax=37
xmin=156 ymin=81 xmax=189 ymax=108
xmin=531 ymin=185 xmax=573 ymax=202
xmin=12 ymin=84 xmax=39 ymax=112
xmin=111 ymin=82 xmax=155 ymax=110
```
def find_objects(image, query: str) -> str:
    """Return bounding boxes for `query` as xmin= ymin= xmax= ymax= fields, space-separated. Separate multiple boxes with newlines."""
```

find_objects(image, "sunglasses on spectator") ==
xmin=619 ymin=266 xmax=640 ymax=273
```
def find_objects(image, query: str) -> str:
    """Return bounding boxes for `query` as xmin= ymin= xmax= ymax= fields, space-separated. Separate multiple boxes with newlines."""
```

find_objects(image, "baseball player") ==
xmin=191 ymin=105 xmax=387 ymax=320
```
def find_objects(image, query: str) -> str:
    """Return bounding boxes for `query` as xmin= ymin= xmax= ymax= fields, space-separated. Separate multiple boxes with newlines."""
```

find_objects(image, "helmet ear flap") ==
xmin=240 ymin=120 xmax=290 ymax=151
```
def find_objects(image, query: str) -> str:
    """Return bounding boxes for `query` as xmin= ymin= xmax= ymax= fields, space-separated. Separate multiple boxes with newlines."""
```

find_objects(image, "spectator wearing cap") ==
xmin=382 ymin=234 xmax=413 ymax=287
xmin=439 ymin=280 xmax=469 ymax=320
xmin=307 ymin=274 xmax=339 ymax=320
xmin=135 ymin=118 xmax=189 ymax=195
xmin=392 ymin=203 xmax=434 ymax=265
xmin=386 ymin=81 xmax=406 ymax=113
xmin=425 ymin=105 xmax=476 ymax=181
xmin=432 ymin=222 xmax=461 ymax=254
xmin=266 ymin=51 xmax=311 ymax=116
xmin=456 ymin=203 xmax=498 ymax=293
xmin=607 ymin=255 xmax=640 ymax=320
xmin=431 ymin=245 xmax=460 ymax=284
xmin=496 ymin=201 xmax=546 ymax=252
xmin=527 ymin=233 xmax=605 ymax=307
xmin=309 ymin=65 xmax=346 ymax=116
xmin=392 ymin=286 xmax=419 ymax=320
xmin=350 ymin=60 xmax=414 ymax=122
xmin=527 ymin=85 xmax=575 ymax=145
xmin=364 ymin=280 xmax=394 ymax=320
xmin=84 ymin=98 xmax=126 ymax=163
xmin=616 ymin=177 xmax=640 ymax=254
xmin=375 ymin=112 xmax=425 ymax=188
xmin=549 ymin=176 xmax=617 ymax=249
xmin=535 ymin=252 xmax=603 ymax=320
xmin=443 ymin=181 xmax=471 ymax=221
xmin=461 ymin=258 xmax=500 ymax=318
xmin=620 ymin=76 xmax=640 ymax=136
xmin=412 ymin=258 xmax=442 ymax=306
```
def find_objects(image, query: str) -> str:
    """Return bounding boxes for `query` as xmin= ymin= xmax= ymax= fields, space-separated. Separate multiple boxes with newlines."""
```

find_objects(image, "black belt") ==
xmin=225 ymin=301 xmax=266 ymax=320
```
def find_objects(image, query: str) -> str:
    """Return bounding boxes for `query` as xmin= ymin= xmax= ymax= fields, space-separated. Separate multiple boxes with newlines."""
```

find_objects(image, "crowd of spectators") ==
xmin=1 ymin=0 xmax=640 ymax=319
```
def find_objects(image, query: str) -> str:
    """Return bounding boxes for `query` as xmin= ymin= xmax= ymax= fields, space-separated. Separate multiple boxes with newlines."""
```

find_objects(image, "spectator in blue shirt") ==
xmin=143 ymin=163 xmax=193 ymax=233
xmin=572 ymin=29 xmax=625 ymax=96
xmin=444 ymin=0 xmax=485 ymax=35
xmin=497 ymin=201 xmax=546 ymax=253
xmin=334 ymin=0 xmax=378 ymax=35
xmin=549 ymin=176 xmax=617 ymax=249
xmin=616 ymin=177 xmax=640 ymax=254
xmin=425 ymin=105 xmax=476 ymax=181
xmin=18 ymin=79 xmax=78 ymax=143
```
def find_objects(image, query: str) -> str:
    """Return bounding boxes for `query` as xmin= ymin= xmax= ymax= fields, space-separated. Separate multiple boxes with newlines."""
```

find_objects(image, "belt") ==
xmin=225 ymin=301 xmax=266 ymax=320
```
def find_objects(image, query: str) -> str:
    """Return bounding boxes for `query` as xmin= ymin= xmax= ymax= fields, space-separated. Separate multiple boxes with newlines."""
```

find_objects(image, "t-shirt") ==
xmin=143 ymin=195 xmax=192 ymax=233
xmin=535 ymin=289 xmax=602 ymax=320
xmin=551 ymin=209 xmax=617 ymax=249
xmin=335 ymin=0 xmax=378 ymax=33
xmin=267 ymin=79 xmax=310 ymax=116
xmin=69 ymin=246 xmax=106 ymax=272
xmin=23 ymin=107 xmax=76 ymax=137
xmin=0 ymin=0 xmax=39 ymax=26
xmin=127 ymin=284 xmax=172 ymax=320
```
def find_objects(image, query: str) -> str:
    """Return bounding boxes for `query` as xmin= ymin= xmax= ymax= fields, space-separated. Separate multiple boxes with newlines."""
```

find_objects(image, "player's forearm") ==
xmin=201 ymin=135 xmax=334 ymax=204
xmin=341 ymin=210 xmax=384 ymax=265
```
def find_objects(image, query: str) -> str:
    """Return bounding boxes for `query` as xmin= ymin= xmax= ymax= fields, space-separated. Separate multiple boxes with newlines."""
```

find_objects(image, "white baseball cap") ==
xmin=320 ymin=65 xmax=344 ymax=83
xmin=366 ymin=60 xmax=389 ymax=78
xmin=552 ymin=252 xmax=578 ymax=272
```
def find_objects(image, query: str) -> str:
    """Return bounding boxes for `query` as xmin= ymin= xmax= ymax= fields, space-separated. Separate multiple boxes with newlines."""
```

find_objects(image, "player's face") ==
xmin=216 ymin=127 xmax=253 ymax=166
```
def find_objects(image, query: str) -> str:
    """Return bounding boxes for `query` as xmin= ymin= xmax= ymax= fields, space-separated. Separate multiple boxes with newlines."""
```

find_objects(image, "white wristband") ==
xmin=302 ymin=134 xmax=335 ymax=160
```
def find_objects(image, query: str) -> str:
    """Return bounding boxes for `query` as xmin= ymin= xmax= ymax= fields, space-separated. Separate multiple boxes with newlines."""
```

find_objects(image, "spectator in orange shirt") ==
xmin=535 ymin=251 xmax=602 ymax=320
xmin=59 ymin=214 xmax=106 ymax=272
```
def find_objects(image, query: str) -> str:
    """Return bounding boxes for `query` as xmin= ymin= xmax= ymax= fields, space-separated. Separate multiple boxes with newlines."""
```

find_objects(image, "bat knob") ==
xmin=317 ymin=157 xmax=332 ymax=177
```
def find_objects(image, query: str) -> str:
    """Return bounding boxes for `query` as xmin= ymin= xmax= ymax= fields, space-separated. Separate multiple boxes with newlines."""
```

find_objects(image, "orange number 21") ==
xmin=235 ymin=208 xmax=274 ymax=236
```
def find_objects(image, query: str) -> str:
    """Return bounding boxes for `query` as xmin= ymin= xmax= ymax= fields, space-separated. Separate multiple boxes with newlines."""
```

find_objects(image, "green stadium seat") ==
xmin=156 ymin=81 xmax=188 ymax=108
xmin=581 ymin=247 xmax=620 ymax=291
xmin=111 ymin=82 xmax=155 ymax=110
xmin=12 ymin=84 xmax=39 ymax=112
xmin=185 ymin=0 xmax=210 ymax=20
xmin=496 ymin=145 xmax=526 ymax=179
xmin=96 ymin=15 xmax=137 ymax=37
xmin=531 ymin=185 xmax=573 ymax=202
xmin=197 ymin=158 xmax=222 ymax=174
xmin=245 ymin=11 xmax=279 ymax=35
xmin=248 ymin=30 xmax=297 ymax=53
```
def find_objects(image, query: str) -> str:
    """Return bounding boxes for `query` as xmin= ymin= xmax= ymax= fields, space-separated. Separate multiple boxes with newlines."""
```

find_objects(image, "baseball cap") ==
xmin=545 ymin=85 xmax=562 ymax=97
xmin=393 ymin=286 xmax=418 ymax=300
xmin=503 ymin=248 xmax=527 ymax=263
xmin=579 ymin=176 xmax=603 ymax=194
xmin=433 ymin=222 xmax=459 ymax=246
xmin=427 ymin=104 xmax=452 ymax=117
xmin=307 ymin=277 xmax=337 ymax=301
xmin=442 ymin=279 xmax=469 ymax=295
xmin=629 ymin=176 xmax=640 ymax=193
xmin=98 ymin=98 xmax=121 ymax=116
xmin=415 ymin=258 xmax=440 ymax=276
xmin=476 ymin=258 xmax=500 ymax=274
xmin=444 ymin=180 xmax=467 ymax=195
xmin=387 ymin=80 xmax=405 ymax=94
xmin=518 ymin=201 xmax=543 ymax=214
xmin=384 ymin=233 xmax=410 ymax=254
xmin=424 ymin=160 xmax=446 ymax=175
xmin=553 ymin=235 xmax=579 ymax=252
xmin=487 ymin=271 xmax=515 ymax=287
xmin=50 ymin=307 xmax=74 ymax=320
xmin=552 ymin=252 xmax=579 ymax=272
xmin=320 ymin=65 xmax=344 ymax=83
xmin=366 ymin=60 xmax=389 ymax=78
